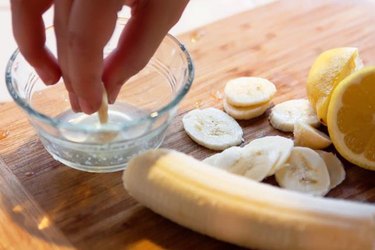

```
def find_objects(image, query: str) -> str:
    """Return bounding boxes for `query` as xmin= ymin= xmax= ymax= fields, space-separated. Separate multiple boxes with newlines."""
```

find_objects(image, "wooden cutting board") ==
xmin=1 ymin=0 xmax=375 ymax=249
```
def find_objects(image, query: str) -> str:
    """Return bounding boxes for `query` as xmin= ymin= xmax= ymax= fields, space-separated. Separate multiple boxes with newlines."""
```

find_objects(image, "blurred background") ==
xmin=0 ymin=0 xmax=273 ymax=102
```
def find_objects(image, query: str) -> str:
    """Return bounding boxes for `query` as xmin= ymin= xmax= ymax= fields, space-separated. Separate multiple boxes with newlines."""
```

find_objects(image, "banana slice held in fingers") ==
xmin=183 ymin=108 xmax=243 ymax=151
xmin=275 ymin=147 xmax=330 ymax=196
xmin=269 ymin=99 xmax=320 ymax=132
xmin=224 ymin=77 xmax=277 ymax=107
xmin=223 ymin=99 xmax=271 ymax=120
xmin=316 ymin=150 xmax=346 ymax=189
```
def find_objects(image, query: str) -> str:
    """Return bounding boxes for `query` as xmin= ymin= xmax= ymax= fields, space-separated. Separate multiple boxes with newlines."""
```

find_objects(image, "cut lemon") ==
xmin=307 ymin=47 xmax=363 ymax=124
xmin=327 ymin=66 xmax=375 ymax=170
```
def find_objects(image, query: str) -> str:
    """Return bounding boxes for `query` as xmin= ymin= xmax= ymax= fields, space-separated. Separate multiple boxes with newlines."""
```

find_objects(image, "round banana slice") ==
xmin=203 ymin=146 xmax=242 ymax=169
xmin=294 ymin=122 xmax=331 ymax=149
xmin=316 ymin=150 xmax=346 ymax=189
xmin=223 ymin=99 xmax=271 ymax=120
xmin=269 ymin=99 xmax=320 ymax=132
xmin=183 ymin=108 xmax=243 ymax=151
xmin=245 ymin=136 xmax=294 ymax=176
xmin=224 ymin=77 xmax=277 ymax=107
xmin=229 ymin=145 xmax=278 ymax=181
xmin=275 ymin=147 xmax=330 ymax=196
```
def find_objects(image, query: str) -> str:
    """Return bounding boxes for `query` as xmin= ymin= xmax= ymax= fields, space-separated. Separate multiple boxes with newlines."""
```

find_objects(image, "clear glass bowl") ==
xmin=5 ymin=18 xmax=194 ymax=173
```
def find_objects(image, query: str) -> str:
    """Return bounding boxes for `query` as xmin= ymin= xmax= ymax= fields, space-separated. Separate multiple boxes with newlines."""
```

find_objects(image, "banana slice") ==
xmin=229 ymin=145 xmax=278 ymax=181
xmin=223 ymin=99 xmax=271 ymax=120
xmin=269 ymin=99 xmax=320 ymax=132
xmin=316 ymin=150 xmax=346 ymax=189
xmin=203 ymin=146 xmax=242 ymax=169
xmin=226 ymin=136 xmax=292 ymax=181
xmin=98 ymin=89 xmax=109 ymax=124
xmin=294 ymin=121 xmax=331 ymax=149
xmin=245 ymin=136 xmax=294 ymax=176
xmin=275 ymin=147 xmax=330 ymax=196
xmin=224 ymin=77 xmax=277 ymax=107
xmin=203 ymin=136 xmax=293 ymax=180
xmin=183 ymin=108 xmax=243 ymax=150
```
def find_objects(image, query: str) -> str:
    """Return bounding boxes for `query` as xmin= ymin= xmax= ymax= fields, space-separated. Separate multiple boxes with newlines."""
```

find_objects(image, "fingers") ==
xmin=53 ymin=0 xmax=81 ymax=112
xmin=53 ymin=0 xmax=122 ymax=114
xmin=10 ymin=0 xmax=61 ymax=85
xmin=68 ymin=92 xmax=81 ymax=112
xmin=62 ymin=0 xmax=123 ymax=114
xmin=103 ymin=0 xmax=189 ymax=103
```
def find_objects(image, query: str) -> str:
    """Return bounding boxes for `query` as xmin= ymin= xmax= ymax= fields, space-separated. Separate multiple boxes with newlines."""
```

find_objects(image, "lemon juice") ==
xmin=39 ymin=103 xmax=168 ymax=172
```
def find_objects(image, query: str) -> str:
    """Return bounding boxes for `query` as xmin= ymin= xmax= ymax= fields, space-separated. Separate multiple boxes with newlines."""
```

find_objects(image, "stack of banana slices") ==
xmin=182 ymin=75 xmax=345 ymax=196
xmin=223 ymin=77 xmax=276 ymax=120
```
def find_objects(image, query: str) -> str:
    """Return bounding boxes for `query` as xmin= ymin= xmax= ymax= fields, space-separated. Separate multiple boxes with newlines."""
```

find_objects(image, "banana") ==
xmin=245 ymin=136 xmax=294 ymax=176
xmin=224 ymin=77 xmax=277 ymax=107
xmin=182 ymin=108 xmax=243 ymax=150
xmin=269 ymin=99 xmax=320 ymax=132
xmin=203 ymin=146 xmax=242 ymax=169
xmin=229 ymin=144 xmax=278 ymax=181
xmin=98 ymin=89 xmax=109 ymax=124
xmin=316 ymin=150 xmax=346 ymax=189
xmin=294 ymin=121 xmax=331 ymax=149
xmin=223 ymin=98 xmax=270 ymax=120
xmin=203 ymin=136 xmax=293 ymax=181
xmin=123 ymin=149 xmax=375 ymax=250
xmin=275 ymin=147 xmax=330 ymax=196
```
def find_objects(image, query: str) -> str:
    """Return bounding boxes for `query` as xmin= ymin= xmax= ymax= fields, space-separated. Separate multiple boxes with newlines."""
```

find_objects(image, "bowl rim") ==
xmin=5 ymin=33 xmax=194 ymax=132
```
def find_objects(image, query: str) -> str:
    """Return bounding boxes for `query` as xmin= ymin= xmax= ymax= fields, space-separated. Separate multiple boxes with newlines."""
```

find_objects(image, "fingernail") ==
xmin=108 ymin=95 xmax=115 ymax=104
xmin=71 ymin=105 xmax=81 ymax=113
xmin=35 ymin=67 xmax=56 ymax=85
xmin=108 ymin=85 xmax=122 ymax=104
xmin=78 ymin=98 xmax=96 ymax=115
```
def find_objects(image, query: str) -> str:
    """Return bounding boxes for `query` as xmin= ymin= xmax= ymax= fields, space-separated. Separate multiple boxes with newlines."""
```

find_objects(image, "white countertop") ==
xmin=0 ymin=0 xmax=273 ymax=102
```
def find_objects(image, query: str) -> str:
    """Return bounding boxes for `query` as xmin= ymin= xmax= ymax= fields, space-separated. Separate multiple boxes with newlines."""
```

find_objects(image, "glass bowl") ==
xmin=5 ymin=18 xmax=194 ymax=173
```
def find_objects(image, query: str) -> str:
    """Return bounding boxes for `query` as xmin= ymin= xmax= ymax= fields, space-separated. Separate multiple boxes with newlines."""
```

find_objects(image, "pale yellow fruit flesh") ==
xmin=98 ymin=90 xmax=109 ymax=124
xmin=223 ymin=98 xmax=270 ymax=120
xmin=124 ymin=149 xmax=375 ymax=250
xmin=294 ymin=122 xmax=331 ymax=149
xmin=306 ymin=48 xmax=362 ymax=124
xmin=327 ymin=67 xmax=375 ymax=170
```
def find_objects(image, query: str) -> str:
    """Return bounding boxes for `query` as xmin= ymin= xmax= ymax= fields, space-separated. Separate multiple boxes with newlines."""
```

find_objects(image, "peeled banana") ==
xmin=123 ymin=149 xmax=375 ymax=250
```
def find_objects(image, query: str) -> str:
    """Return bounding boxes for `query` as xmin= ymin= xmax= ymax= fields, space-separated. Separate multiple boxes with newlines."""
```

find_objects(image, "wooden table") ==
xmin=1 ymin=0 xmax=375 ymax=249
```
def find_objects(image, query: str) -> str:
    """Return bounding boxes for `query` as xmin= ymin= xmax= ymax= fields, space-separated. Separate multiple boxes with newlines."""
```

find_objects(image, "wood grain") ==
xmin=1 ymin=0 xmax=375 ymax=249
xmin=0 ymin=158 xmax=73 ymax=250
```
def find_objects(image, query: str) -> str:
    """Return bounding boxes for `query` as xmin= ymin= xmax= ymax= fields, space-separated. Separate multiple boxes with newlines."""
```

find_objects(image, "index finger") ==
xmin=102 ymin=0 xmax=189 ymax=103
xmin=66 ymin=0 xmax=123 ymax=114
xmin=11 ymin=0 xmax=61 ymax=85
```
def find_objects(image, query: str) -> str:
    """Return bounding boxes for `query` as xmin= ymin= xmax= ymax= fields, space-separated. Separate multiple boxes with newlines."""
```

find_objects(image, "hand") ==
xmin=11 ymin=0 xmax=188 ymax=114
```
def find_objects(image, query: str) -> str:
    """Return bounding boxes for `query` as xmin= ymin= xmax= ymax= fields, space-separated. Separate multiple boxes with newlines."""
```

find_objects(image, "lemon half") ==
xmin=307 ymin=47 xmax=363 ymax=124
xmin=327 ymin=66 xmax=375 ymax=170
